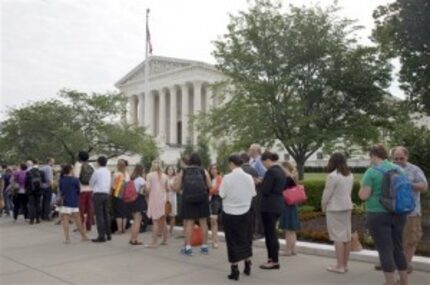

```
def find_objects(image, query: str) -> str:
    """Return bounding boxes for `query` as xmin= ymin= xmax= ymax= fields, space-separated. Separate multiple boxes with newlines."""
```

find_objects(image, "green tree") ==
xmin=0 ymin=90 xmax=157 ymax=164
xmin=373 ymin=0 xmax=430 ymax=113
xmin=200 ymin=1 xmax=392 ymax=179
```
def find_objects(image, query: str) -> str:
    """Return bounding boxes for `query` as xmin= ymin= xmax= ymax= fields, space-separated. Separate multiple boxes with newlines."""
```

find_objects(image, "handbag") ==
xmin=350 ymin=231 xmax=363 ymax=252
xmin=282 ymin=185 xmax=307 ymax=205
xmin=165 ymin=200 xmax=172 ymax=216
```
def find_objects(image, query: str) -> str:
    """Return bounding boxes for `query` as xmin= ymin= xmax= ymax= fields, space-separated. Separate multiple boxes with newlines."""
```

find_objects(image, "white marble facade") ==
xmin=115 ymin=56 xmax=226 ymax=147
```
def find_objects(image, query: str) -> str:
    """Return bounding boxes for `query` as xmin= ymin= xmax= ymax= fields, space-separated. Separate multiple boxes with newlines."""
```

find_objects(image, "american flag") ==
xmin=146 ymin=10 xmax=153 ymax=55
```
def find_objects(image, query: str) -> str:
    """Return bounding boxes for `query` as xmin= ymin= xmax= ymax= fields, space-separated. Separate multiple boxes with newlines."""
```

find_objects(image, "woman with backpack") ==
xmin=174 ymin=153 xmax=212 ymax=256
xmin=111 ymin=159 xmax=129 ymax=234
xmin=145 ymin=160 xmax=169 ymax=248
xmin=359 ymin=144 xmax=408 ymax=285
xmin=59 ymin=164 xmax=89 ymax=244
xmin=127 ymin=164 xmax=146 ymax=245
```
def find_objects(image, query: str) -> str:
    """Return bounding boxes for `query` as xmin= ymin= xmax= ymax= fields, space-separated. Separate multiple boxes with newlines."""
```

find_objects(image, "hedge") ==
xmin=301 ymin=180 xmax=361 ymax=210
xmin=304 ymin=166 xmax=367 ymax=173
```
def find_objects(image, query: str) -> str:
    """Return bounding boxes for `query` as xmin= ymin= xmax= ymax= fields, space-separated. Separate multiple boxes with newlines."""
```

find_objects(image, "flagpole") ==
xmin=144 ymin=8 xmax=151 ymax=134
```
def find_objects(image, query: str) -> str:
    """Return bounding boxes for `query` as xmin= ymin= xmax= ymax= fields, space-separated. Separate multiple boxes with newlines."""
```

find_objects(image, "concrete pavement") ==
xmin=0 ymin=217 xmax=429 ymax=285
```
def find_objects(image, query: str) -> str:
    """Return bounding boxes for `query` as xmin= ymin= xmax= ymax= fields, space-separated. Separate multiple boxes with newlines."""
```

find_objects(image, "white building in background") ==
xmin=115 ymin=56 xmax=227 ymax=164
xmin=115 ymin=55 xmax=388 ymax=167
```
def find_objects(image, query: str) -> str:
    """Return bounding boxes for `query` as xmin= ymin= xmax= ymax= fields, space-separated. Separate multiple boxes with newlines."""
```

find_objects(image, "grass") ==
xmin=303 ymin=172 xmax=363 ymax=182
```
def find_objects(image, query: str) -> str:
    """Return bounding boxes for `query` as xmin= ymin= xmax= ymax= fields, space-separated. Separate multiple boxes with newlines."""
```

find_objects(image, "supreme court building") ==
xmin=115 ymin=56 xmax=227 ymax=162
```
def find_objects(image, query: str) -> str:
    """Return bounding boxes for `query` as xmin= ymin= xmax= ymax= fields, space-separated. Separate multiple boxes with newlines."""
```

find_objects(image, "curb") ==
xmin=173 ymin=226 xmax=430 ymax=273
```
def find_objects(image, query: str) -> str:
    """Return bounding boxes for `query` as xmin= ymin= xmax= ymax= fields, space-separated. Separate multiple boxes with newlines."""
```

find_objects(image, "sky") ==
xmin=1 ymin=0 xmax=399 ymax=120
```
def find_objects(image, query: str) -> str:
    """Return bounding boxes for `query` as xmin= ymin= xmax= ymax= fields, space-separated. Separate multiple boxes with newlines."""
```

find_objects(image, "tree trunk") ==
xmin=295 ymin=156 xmax=306 ymax=181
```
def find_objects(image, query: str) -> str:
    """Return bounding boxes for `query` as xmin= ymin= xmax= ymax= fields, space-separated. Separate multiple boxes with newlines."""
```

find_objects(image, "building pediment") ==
xmin=115 ymin=55 xmax=222 ymax=88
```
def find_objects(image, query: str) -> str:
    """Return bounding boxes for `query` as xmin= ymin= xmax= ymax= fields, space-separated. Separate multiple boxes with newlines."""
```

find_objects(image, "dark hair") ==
xmin=327 ymin=153 xmax=351 ymax=176
xmin=261 ymin=151 xmax=279 ymax=162
xmin=61 ymin=164 xmax=73 ymax=176
xmin=188 ymin=153 xmax=202 ymax=166
xmin=20 ymin=163 xmax=28 ymax=171
xmin=239 ymin=152 xmax=250 ymax=164
xmin=228 ymin=154 xmax=243 ymax=167
xmin=97 ymin=156 xmax=108 ymax=167
xmin=1 ymin=164 xmax=7 ymax=169
xmin=369 ymin=144 xmax=388 ymax=160
xmin=78 ymin=151 xmax=90 ymax=162
xmin=131 ymin=164 xmax=144 ymax=180
xmin=208 ymin=164 xmax=220 ymax=179
xmin=32 ymin=159 xmax=38 ymax=165
xmin=165 ymin=165 xmax=176 ymax=176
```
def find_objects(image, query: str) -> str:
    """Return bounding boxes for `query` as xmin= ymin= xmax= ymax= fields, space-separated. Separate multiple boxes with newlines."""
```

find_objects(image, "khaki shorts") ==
xmin=403 ymin=216 xmax=423 ymax=247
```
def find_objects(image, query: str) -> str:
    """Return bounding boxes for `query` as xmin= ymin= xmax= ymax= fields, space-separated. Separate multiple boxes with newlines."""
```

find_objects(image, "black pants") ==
xmin=251 ymin=188 xmax=264 ymax=235
xmin=366 ymin=213 xmax=407 ymax=272
xmin=93 ymin=193 xmax=111 ymax=239
xmin=28 ymin=194 xmax=41 ymax=222
xmin=41 ymin=187 xmax=52 ymax=220
xmin=262 ymin=211 xmax=281 ymax=263
xmin=13 ymin=193 xmax=28 ymax=220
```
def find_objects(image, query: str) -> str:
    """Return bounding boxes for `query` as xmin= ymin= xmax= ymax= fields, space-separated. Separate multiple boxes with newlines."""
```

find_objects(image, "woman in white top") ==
xmin=321 ymin=153 xmax=354 ymax=274
xmin=128 ymin=164 xmax=146 ymax=245
xmin=219 ymin=154 xmax=257 ymax=281
xmin=165 ymin=165 xmax=178 ymax=236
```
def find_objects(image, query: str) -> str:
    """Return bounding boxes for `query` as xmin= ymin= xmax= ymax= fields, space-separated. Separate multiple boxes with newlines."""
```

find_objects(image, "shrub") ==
xmin=304 ymin=166 xmax=367 ymax=173
xmin=301 ymin=180 xmax=361 ymax=210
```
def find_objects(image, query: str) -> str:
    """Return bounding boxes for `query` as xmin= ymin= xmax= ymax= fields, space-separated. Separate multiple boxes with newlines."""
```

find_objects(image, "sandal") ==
xmin=129 ymin=240 xmax=143 ymax=245
xmin=326 ymin=266 xmax=346 ymax=274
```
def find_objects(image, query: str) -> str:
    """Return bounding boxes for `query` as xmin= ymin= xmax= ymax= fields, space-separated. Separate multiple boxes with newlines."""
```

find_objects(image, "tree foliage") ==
xmin=200 ymin=1 xmax=393 ymax=178
xmin=373 ymin=0 xmax=430 ymax=113
xmin=0 ymin=90 xmax=157 ymax=164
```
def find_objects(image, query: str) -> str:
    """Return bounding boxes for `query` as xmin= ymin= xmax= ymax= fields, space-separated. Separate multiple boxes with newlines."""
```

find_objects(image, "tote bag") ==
xmin=282 ymin=185 xmax=307 ymax=205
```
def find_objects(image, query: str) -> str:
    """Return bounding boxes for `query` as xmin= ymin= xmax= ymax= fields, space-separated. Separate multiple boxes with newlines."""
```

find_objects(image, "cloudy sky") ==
xmin=1 ymin=0 xmax=398 ymax=120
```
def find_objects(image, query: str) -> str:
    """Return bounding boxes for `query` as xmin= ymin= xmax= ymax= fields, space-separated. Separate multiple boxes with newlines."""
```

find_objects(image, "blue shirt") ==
xmin=59 ymin=176 xmax=81 ymax=208
xmin=250 ymin=156 xmax=267 ymax=178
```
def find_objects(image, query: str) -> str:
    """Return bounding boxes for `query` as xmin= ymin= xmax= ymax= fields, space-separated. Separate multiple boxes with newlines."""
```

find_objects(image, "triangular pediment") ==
xmin=116 ymin=56 xmax=217 ymax=87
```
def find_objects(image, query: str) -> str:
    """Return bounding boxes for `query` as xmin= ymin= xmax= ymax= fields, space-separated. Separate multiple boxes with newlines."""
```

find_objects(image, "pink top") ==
xmin=146 ymin=171 xmax=168 ymax=220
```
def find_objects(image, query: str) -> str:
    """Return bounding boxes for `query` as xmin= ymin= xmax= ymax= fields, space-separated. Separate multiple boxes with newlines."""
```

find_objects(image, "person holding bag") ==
xmin=127 ymin=164 xmax=146 ymax=245
xmin=321 ymin=153 xmax=354 ymax=274
xmin=279 ymin=161 xmax=301 ymax=256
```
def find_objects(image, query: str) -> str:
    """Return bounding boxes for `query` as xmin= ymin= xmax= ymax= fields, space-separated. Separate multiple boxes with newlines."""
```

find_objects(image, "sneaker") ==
xmin=200 ymin=245 xmax=209 ymax=255
xmin=180 ymin=247 xmax=193 ymax=256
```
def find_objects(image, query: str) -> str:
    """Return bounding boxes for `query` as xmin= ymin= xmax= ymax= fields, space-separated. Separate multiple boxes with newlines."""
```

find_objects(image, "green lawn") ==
xmin=303 ymin=172 xmax=363 ymax=182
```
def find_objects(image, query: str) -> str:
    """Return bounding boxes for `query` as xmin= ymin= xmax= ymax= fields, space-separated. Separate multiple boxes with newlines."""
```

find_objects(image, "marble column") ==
xmin=169 ymin=86 xmax=177 ymax=145
xmin=181 ymin=84 xmax=189 ymax=145
xmin=127 ymin=96 xmax=137 ymax=125
xmin=159 ymin=89 xmax=167 ymax=142
xmin=193 ymin=81 xmax=202 ymax=145
xmin=144 ymin=91 xmax=154 ymax=135
xmin=138 ymin=93 xmax=145 ymax=126
xmin=207 ymin=86 xmax=215 ymax=110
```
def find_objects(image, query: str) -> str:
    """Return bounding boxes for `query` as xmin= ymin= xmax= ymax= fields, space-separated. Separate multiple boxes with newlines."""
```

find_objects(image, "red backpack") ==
xmin=122 ymin=181 xmax=138 ymax=203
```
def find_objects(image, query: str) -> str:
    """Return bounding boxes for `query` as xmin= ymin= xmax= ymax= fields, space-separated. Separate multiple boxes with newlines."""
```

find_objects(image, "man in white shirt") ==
xmin=90 ymin=156 xmax=112 ymax=242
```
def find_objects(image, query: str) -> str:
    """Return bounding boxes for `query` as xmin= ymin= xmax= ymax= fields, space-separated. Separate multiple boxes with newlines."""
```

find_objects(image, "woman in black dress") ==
xmin=260 ymin=151 xmax=287 ymax=269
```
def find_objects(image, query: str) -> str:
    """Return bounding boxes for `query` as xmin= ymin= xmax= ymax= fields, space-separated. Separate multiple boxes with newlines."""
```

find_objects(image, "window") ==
xmin=317 ymin=152 xmax=323 ymax=160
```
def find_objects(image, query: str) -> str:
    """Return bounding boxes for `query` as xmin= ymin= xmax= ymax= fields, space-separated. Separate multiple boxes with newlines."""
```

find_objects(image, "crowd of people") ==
xmin=0 ymin=143 xmax=427 ymax=285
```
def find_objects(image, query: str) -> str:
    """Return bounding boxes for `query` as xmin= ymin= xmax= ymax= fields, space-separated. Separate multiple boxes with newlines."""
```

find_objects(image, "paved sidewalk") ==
xmin=0 ymin=217 xmax=429 ymax=285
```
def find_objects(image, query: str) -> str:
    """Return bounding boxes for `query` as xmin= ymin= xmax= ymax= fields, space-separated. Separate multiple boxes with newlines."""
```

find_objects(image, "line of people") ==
xmin=0 ymin=143 xmax=426 ymax=285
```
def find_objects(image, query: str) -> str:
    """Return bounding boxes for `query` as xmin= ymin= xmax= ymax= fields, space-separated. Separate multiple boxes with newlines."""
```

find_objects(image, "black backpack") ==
xmin=182 ymin=166 xmax=208 ymax=204
xmin=79 ymin=163 xmax=94 ymax=185
xmin=28 ymin=168 xmax=42 ymax=194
